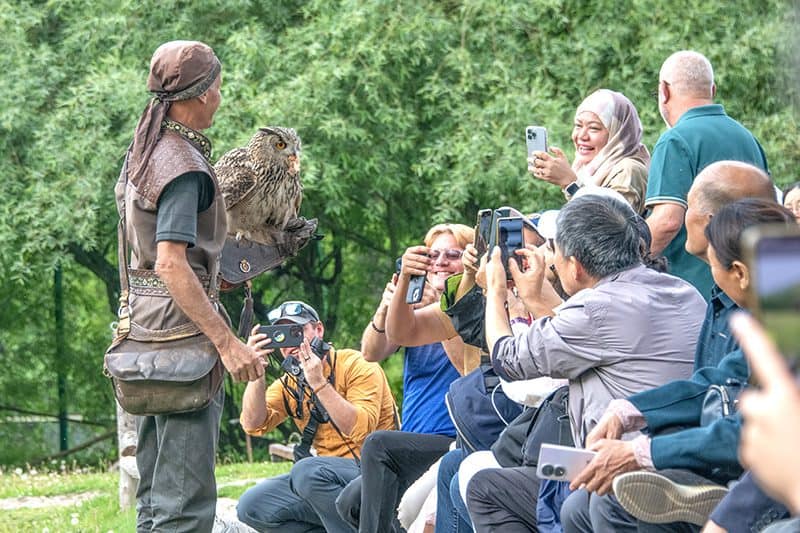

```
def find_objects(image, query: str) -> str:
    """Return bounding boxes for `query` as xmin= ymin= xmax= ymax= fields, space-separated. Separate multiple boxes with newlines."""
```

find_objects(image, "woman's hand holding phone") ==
xmin=529 ymin=147 xmax=577 ymax=188
xmin=461 ymin=243 xmax=479 ymax=275
xmin=400 ymin=245 xmax=431 ymax=278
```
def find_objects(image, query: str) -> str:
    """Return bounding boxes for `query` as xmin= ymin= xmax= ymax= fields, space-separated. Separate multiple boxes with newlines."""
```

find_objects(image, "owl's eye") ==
xmin=275 ymin=141 xmax=286 ymax=150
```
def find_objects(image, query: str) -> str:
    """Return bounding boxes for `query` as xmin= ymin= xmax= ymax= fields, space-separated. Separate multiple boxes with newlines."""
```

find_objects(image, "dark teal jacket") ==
xmin=629 ymin=349 xmax=749 ymax=483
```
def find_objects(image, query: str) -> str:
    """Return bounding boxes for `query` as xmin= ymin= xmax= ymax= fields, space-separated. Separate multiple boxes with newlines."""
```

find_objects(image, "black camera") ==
xmin=278 ymin=336 xmax=330 ymax=379
xmin=280 ymin=355 xmax=303 ymax=378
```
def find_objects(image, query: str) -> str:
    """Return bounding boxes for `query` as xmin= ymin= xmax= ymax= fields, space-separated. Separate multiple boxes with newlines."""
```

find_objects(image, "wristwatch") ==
xmin=564 ymin=181 xmax=580 ymax=196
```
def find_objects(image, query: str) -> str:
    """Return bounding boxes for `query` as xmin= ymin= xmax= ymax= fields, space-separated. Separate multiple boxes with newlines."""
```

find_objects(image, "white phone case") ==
xmin=526 ymin=126 xmax=548 ymax=156
xmin=536 ymin=443 xmax=597 ymax=482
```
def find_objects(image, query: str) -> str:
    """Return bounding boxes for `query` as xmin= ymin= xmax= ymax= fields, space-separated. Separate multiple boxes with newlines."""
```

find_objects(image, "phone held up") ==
xmin=526 ymin=126 xmax=548 ymax=158
xmin=742 ymin=223 xmax=800 ymax=365
xmin=406 ymin=269 xmax=426 ymax=304
xmin=496 ymin=216 xmax=525 ymax=279
xmin=473 ymin=208 xmax=494 ymax=261
xmin=258 ymin=323 xmax=304 ymax=349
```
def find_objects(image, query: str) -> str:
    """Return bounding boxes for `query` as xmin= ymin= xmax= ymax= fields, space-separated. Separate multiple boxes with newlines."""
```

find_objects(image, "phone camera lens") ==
xmin=541 ymin=464 xmax=554 ymax=476
xmin=274 ymin=332 xmax=286 ymax=342
xmin=554 ymin=465 xmax=566 ymax=478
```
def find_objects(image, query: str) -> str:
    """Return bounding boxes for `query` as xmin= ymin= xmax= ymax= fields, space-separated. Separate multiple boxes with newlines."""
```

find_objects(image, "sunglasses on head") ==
xmin=267 ymin=301 xmax=319 ymax=325
xmin=428 ymin=248 xmax=463 ymax=261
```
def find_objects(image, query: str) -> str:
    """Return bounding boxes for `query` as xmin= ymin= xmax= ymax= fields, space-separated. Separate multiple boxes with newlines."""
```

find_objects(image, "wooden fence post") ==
xmin=116 ymin=402 xmax=139 ymax=509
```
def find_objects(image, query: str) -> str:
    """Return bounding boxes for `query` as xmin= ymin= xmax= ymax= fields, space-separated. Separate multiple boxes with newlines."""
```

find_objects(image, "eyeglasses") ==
xmin=429 ymin=248 xmax=463 ymax=261
xmin=268 ymin=301 xmax=320 ymax=325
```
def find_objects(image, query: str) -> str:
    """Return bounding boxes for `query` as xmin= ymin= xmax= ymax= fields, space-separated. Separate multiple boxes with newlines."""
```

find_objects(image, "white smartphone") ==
xmin=526 ymin=126 xmax=548 ymax=157
xmin=536 ymin=443 xmax=597 ymax=482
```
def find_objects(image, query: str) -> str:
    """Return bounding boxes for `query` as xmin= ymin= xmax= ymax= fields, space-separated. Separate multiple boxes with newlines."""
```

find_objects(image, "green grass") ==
xmin=0 ymin=461 xmax=292 ymax=532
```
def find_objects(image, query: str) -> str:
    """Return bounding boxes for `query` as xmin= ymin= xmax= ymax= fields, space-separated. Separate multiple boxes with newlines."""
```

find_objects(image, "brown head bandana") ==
xmin=127 ymin=40 xmax=221 ymax=185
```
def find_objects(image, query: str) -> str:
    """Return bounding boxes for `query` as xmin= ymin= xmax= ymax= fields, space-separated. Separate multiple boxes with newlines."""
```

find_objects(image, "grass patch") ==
xmin=0 ymin=461 xmax=292 ymax=532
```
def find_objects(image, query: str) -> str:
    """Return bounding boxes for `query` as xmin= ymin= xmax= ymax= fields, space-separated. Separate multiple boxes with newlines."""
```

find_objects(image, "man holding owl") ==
xmin=115 ymin=40 xmax=264 ymax=532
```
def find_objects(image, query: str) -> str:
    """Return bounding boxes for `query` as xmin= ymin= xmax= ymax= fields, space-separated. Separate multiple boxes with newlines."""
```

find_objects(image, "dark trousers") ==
xmin=135 ymin=387 xmax=223 ymax=533
xmin=237 ymin=456 xmax=360 ymax=533
xmin=335 ymin=430 xmax=453 ymax=532
xmin=466 ymin=465 xmax=541 ymax=533
xmin=560 ymin=489 xmax=701 ymax=533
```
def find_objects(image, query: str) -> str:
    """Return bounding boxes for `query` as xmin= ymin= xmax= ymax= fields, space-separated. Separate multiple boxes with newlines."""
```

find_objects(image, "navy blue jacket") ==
xmin=710 ymin=471 xmax=789 ymax=532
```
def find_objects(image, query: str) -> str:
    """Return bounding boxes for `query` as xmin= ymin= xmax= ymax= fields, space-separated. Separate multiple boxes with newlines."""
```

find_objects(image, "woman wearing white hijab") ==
xmin=529 ymin=89 xmax=650 ymax=213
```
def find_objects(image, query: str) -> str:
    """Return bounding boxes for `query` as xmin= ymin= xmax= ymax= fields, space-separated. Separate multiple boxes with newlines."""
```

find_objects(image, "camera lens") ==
xmin=541 ymin=464 xmax=554 ymax=476
xmin=274 ymin=332 xmax=286 ymax=342
xmin=554 ymin=466 xmax=566 ymax=478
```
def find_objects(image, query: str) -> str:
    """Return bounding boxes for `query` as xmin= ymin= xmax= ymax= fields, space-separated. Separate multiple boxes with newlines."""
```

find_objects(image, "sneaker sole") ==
xmin=612 ymin=472 xmax=728 ymax=526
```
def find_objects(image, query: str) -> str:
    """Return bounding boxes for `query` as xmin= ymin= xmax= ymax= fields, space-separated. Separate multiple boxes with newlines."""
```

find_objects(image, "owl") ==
xmin=215 ymin=127 xmax=303 ymax=244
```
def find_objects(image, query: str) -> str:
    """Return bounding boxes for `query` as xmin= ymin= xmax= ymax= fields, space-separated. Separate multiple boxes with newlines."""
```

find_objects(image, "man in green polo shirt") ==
xmin=645 ymin=50 xmax=769 ymax=299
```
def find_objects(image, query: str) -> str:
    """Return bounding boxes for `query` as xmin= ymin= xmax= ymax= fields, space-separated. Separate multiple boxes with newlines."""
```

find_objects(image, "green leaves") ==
xmin=0 ymin=0 xmax=797 ymax=463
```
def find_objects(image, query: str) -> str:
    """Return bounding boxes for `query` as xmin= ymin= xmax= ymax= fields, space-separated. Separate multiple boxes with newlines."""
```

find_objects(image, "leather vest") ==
xmin=113 ymin=128 xmax=228 ymax=341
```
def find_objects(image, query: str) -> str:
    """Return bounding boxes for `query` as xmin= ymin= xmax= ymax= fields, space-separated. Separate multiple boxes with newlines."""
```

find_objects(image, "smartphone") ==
xmin=406 ymin=273 xmax=426 ymax=304
xmin=487 ymin=206 xmax=514 ymax=253
xmin=496 ymin=216 xmax=525 ymax=279
xmin=536 ymin=444 xmax=597 ymax=482
xmin=474 ymin=209 xmax=494 ymax=260
xmin=395 ymin=257 xmax=403 ymax=275
xmin=258 ymin=324 xmax=304 ymax=348
xmin=742 ymin=223 xmax=800 ymax=362
xmin=526 ymin=126 xmax=548 ymax=157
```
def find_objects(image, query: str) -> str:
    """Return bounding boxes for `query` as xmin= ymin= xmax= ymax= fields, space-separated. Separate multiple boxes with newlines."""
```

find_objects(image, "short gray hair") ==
xmin=660 ymin=50 xmax=714 ymax=99
xmin=556 ymin=195 xmax=641 ymax=278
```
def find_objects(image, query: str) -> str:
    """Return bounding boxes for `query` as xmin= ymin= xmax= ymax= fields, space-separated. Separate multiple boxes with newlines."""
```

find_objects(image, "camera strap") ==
xmin=281 ymin=349 xmax=362 ymax=465
xmin=293 ymin=413 xmax=319 ymax=461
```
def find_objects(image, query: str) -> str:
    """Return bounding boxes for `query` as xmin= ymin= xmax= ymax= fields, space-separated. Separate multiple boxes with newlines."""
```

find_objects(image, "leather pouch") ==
xmin=104 ymin=334 xmax=223 ymax=416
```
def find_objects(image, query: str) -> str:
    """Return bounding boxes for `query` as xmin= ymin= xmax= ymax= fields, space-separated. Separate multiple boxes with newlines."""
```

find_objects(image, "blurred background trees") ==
xmin=1 ymin=0 xmax=797 ymax=464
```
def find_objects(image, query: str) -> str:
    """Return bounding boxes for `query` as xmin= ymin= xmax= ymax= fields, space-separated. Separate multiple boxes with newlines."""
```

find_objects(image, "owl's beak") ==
xmin=288 ymin=154 xmax=300 ymax=176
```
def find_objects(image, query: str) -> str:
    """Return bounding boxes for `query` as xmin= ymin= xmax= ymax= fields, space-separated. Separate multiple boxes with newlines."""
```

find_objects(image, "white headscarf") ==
xmin=572 ymin=89 xmax=650 ymax=186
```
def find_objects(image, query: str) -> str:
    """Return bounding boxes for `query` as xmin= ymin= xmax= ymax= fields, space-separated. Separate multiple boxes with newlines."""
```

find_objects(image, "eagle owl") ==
xmin=215 ymin=127 xmax=303 ymax=244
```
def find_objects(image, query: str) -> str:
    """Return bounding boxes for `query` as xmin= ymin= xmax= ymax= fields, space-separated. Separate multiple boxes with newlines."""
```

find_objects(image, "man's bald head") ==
xmin=685 ymin=161 xmax=776 ymax=260
xmin=660 ymin=50 xmax=715 ymax=100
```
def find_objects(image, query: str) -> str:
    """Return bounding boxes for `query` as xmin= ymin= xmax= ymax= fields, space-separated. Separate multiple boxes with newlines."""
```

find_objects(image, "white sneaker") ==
xmin=612 ymin=470 xmax=729 ymax=526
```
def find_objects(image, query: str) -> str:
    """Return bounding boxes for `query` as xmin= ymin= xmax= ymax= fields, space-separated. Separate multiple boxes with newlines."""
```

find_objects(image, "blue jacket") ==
xmin=629 ymin=349 xmax=749 ymax=483
xmin=710 ymin=471 xmax=789 ymax=532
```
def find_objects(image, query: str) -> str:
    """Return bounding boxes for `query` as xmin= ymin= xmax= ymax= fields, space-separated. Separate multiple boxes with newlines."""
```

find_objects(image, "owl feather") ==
xmin=215 ymin=127 xmax=303 ymax=245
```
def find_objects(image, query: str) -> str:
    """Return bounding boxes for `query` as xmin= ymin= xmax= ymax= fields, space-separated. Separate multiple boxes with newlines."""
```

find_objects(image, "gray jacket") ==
xmin=492 ymin=264 xmax=707 ymax=445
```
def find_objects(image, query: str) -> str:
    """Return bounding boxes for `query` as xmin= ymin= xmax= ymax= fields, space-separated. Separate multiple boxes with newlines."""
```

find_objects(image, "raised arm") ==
xmin=385 ymin=245 xmax=457 ymax=346
xmin=360 ymin=275 xmax=401 ymax=362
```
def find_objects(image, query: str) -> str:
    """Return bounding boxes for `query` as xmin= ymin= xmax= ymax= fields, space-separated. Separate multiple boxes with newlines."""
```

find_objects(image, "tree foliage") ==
xmin=0 ymin=0 xmax=797 ymax=463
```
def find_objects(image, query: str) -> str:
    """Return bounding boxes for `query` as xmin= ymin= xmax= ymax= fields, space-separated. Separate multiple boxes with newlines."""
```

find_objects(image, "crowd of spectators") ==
xmin=235 ymin=49 xmax=800 ymax=533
